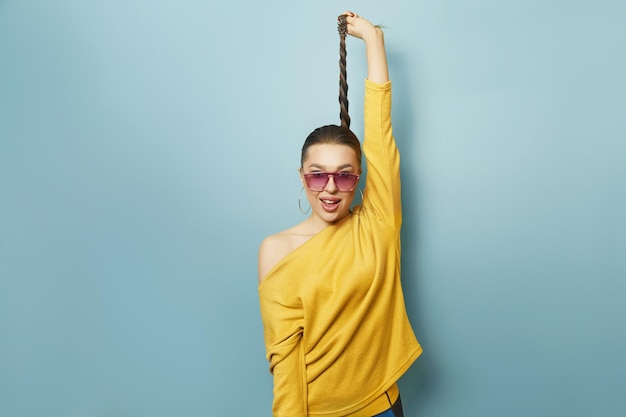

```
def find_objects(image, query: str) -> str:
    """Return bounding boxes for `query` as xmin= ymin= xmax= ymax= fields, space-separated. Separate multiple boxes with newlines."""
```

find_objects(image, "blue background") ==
xmin=1 ymin=1 xmax=624 ymax=416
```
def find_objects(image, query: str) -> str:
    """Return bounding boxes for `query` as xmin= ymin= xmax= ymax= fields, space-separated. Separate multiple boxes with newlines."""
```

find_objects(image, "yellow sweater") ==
xmin=259 ymin=80 xmax=422 ymax=417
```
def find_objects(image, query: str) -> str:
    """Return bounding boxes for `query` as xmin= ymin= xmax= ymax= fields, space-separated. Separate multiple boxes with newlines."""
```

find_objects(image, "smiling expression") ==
xmin=300 ymin=143 xmax=361 ymax=225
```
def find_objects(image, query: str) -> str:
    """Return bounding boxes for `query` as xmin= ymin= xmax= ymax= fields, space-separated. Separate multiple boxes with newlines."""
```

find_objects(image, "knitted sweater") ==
xmin=259 ymin=80 xmax=422 ymax=417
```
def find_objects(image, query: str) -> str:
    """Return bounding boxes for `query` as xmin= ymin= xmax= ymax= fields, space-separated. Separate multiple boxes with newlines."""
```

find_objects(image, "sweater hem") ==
xmin=306 ymin=345 xmax=423 ymax=417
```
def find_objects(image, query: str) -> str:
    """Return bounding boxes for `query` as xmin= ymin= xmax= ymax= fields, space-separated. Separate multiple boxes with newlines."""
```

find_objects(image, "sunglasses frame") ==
xmin=302 ymin=172 xmax=361 ymax=192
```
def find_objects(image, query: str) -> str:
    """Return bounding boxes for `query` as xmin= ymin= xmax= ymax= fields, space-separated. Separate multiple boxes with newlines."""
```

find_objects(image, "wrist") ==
xmin=362 ymin=26 xmax=384 ymax=46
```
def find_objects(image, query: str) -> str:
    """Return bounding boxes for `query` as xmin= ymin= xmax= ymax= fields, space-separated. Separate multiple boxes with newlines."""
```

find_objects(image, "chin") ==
xmin=315 ymin=206 xmax=351 ymax=224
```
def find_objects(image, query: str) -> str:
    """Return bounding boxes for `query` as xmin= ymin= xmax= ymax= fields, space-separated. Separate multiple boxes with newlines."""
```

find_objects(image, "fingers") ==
xmin=338 ymin=10 xmax=359 ymax=33
xmin=338 ymin=10 xmax=358 ymax=23
xmin=339 ymin=11 xmax=376 ymax=39
xmin=342 ymin=10 xmax=359 ymax=23
xmin=337 ymin=11 xmax=359 ymax=37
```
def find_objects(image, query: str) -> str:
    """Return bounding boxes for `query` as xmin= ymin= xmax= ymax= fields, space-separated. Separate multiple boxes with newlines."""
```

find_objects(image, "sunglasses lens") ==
xmin=334 ymin=173 xmax=358 ymax=191
xmin=305 ymin=173 xmax=329 ymax=191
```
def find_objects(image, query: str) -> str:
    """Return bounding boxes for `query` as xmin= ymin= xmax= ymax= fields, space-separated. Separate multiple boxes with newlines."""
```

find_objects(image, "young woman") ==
xmin=258 ymin=12 xmax=422 ymax=417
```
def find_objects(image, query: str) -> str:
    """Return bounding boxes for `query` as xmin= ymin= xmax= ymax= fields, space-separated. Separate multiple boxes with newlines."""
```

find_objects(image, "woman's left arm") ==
xmin=344 ymin=12 xmax=388 ymax=84
xmin=345 ymin=13 xmax=401 ymax=229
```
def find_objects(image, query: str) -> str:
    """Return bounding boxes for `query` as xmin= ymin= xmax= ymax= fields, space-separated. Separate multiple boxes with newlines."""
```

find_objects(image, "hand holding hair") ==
xmin=338 ymin=11 xmax=383 ymax=42
xmin=338 ymin=11 xmax=389 ymax=87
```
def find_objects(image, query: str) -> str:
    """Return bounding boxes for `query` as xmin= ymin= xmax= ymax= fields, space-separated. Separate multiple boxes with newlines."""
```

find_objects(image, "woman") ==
xmin=258 ymin=12 xmax=422 ymax=417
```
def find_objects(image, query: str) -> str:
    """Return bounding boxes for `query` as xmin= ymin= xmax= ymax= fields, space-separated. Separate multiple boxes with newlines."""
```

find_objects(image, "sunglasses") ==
xmin=302 ymin=172 xmax=360 ymax=192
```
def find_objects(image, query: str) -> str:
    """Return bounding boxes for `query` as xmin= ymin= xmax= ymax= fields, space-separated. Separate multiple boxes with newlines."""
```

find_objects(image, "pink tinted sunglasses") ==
xmin=303 ymin=172 xmax=360 ymax=192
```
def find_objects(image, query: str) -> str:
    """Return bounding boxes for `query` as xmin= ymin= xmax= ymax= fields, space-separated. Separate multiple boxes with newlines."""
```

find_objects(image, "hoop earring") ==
xmin=298 ymin=187 xmax=311 ymax=214
xmin=352 ymin=188 xmax=365 ymax=210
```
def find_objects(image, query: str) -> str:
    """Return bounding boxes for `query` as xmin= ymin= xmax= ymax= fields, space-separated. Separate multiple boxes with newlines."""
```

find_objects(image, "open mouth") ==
xmin=320 ymin=197 xmax=341 ymax=212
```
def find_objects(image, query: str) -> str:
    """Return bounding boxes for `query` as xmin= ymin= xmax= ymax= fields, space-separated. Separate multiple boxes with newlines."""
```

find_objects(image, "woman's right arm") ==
xmin=259 ymin=272 xmax=308 ymax=416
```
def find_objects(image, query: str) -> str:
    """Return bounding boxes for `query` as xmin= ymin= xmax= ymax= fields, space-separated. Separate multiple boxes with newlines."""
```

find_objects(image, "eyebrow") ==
xmin=307 ymin=163 xmax=354 ymax=171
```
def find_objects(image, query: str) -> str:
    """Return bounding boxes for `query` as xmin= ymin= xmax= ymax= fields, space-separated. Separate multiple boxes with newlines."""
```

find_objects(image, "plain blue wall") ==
xmin=1 ymin=1 xmax=624 ymax=416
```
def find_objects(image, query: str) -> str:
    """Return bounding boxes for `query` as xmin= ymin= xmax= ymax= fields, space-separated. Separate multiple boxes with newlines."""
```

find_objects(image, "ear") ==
xmin=298 ymin=168 xmax=306 ymax=186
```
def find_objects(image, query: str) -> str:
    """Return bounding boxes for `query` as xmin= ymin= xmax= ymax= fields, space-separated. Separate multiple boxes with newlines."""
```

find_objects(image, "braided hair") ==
xmin=338 ymin=14 xmax=350 ymax=129
xmin=300 ymin=14 xmax=362 ymax=168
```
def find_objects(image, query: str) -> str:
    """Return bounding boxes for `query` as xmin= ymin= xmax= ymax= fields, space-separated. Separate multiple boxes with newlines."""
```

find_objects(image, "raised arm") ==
xmin=344 ymin=12 xmax=401 ymax=228
xmin=343 ymin=12 xmax=388 ymax=84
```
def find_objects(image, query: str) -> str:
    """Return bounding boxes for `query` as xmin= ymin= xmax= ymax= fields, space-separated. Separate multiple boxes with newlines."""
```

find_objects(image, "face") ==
xmin=300 ymin=144 xmax=361 ymax=225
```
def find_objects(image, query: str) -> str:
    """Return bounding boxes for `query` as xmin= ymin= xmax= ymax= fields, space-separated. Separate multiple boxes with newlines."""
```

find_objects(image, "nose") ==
xmin=324 ymin=175 xmax=338 ymax=193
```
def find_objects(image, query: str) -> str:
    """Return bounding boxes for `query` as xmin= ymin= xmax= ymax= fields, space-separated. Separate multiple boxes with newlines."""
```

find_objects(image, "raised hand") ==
xmin=338 ymin=11 xmax=388 ymax=84
xmin=340 ymin=11 xmax=381 ymax=42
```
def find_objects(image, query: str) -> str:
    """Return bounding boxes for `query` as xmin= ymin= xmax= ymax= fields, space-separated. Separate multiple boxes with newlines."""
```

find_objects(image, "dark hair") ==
xmin=300 ymin=15 xmax=362 ymax=167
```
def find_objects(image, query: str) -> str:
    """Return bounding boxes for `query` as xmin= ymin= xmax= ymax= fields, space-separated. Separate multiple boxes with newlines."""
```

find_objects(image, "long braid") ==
xmin=337 ymin=14 xmax=350 ymax=129
xmin=300 ymin=15 xmax=361 ymax=167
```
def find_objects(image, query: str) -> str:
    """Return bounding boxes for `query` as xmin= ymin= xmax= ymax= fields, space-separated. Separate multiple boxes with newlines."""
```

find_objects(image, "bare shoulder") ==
xmin=258 ymin=223 xmax=315 ymax=285
xmin=258 ymin=232 xmax=292 ymax=284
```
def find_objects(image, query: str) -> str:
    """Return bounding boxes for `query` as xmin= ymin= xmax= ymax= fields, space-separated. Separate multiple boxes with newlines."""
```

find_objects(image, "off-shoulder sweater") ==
xmin=259 ymin=80 xmax=422 ymax=417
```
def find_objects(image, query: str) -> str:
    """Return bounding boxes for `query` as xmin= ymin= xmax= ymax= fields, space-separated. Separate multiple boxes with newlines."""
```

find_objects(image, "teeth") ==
xmin=322 ymin=199 xmax=338 ymax=204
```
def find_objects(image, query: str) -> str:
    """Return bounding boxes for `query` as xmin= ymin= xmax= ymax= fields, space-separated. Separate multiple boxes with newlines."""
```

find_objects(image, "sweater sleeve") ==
xmin=260 ymin=284 xmax=308 ymax=416
xmin=361 ymin=79 xmax=402 ymax=229
xmin=267 ymin=330 xmax=307 ymax=416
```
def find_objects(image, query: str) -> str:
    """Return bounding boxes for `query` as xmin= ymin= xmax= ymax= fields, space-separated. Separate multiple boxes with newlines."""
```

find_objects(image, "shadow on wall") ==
xmin=388 ymin=48 xmax=439 ymax=413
